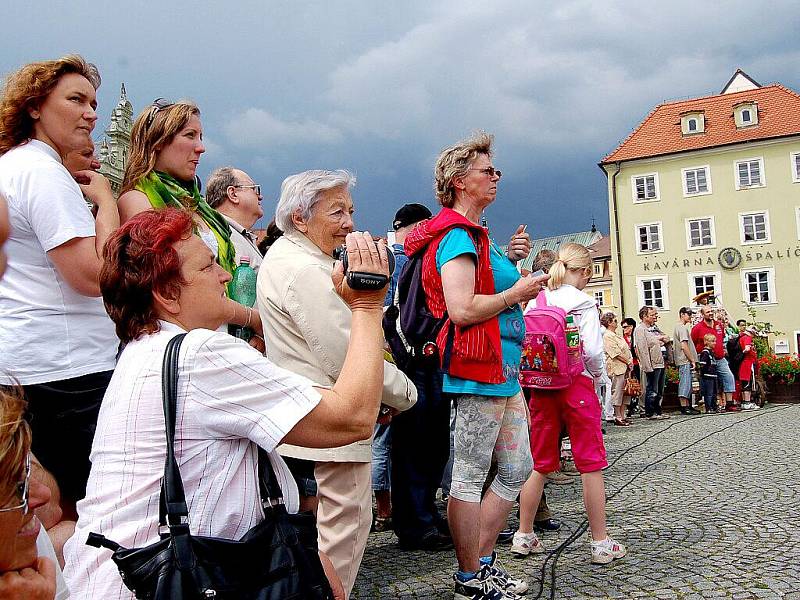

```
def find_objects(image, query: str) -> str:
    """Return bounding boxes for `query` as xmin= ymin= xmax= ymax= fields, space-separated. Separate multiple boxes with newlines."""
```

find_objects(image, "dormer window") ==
xmin=681 ymin=111 xmax=705 ymax=135
xmin=734 ymin=102 xmax=758 ymax=128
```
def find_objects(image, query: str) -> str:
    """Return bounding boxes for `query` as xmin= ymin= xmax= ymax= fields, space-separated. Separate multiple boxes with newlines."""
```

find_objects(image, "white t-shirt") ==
xmin=62 ymin=322 xmax=321 ymax=599
xmin=0 ymin=139 xmax=117 ymax=384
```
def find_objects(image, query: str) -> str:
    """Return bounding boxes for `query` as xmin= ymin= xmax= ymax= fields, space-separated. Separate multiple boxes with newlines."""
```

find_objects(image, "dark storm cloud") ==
xmin=2 ymin=0 xmax=799 ymax=240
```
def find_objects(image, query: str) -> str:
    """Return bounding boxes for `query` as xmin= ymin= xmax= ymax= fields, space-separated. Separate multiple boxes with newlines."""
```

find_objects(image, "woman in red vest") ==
xmin=404 ymin=131 xmax=547 ymax=600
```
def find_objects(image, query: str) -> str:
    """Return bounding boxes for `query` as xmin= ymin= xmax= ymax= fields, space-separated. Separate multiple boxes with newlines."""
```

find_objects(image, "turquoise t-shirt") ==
xmin=436 ymin=228 xmax=525 ymax=397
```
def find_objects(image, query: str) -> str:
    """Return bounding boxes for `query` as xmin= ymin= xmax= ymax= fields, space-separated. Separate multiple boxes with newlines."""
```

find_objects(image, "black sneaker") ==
xmin=533 ymin=518 xmax=562 ymax=532
xmin=496 ymin=528 xmax=515 ymax=544
xmin=454 ymin=566 xmax=519 ymax=600
xmin=398 ymin=530 xmax=453 ymax=551
xmin=485 ymin=552 xmax=528 ymax=595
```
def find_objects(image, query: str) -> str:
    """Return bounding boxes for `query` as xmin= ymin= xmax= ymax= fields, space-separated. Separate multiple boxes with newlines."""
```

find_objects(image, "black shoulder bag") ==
xmin=87 ymin=333 xmax=334 ymax=599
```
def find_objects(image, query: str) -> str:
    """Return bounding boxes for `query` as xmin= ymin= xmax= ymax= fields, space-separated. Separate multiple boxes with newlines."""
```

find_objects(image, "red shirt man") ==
xmin=691 ymin=305 xmax=725 ymax=359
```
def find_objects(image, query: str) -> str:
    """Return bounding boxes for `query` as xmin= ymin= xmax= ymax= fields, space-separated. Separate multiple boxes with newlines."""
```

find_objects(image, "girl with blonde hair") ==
xmin=513 ymin=243 xmax=627 ymax=565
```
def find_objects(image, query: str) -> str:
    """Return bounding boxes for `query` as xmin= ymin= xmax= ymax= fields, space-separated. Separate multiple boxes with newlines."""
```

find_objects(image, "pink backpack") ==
xmin=519 ymin=291 xmax=584 ymax=390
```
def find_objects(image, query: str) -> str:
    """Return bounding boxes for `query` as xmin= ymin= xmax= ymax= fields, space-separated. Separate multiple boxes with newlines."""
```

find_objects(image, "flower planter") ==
xmin=765 ymin=381 xmax=800 ymax=403
xmin=661 ymin=381 xmax=680 ymax=410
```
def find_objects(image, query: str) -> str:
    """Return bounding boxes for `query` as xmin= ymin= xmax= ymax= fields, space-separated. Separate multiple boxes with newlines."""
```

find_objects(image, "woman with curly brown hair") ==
xmin=0 ymin=55 xmax=119 ymax=517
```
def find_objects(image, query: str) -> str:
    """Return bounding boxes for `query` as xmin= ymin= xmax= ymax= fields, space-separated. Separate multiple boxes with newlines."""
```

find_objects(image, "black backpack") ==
xmin=382 ymin=248 xmax=450 ymax=374
xmin=726 ymin=333 xmax=744 ymax=370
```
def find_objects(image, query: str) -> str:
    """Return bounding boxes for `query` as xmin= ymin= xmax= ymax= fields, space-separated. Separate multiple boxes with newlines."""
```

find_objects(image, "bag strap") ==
xmin=158 ymin=333 xmax=190 ymax=534
xmin=257 ymin=447 xmax=285 ymax=509
xmin=535 ymin=289 xmax=548 ymax=308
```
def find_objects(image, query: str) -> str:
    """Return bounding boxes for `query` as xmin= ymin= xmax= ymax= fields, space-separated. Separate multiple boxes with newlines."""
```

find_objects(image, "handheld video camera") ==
xmin=332 ymin=243 xmax=395 ymax=291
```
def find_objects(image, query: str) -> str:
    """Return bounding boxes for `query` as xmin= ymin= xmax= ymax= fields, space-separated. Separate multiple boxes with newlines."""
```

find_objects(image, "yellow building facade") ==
xmin=601 ymin=71 xmax=800 ymax=353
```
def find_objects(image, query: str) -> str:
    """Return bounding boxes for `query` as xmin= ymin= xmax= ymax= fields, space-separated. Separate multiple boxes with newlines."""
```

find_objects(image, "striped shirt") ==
xmin=63 ymin=322 xmax=320 ymax=599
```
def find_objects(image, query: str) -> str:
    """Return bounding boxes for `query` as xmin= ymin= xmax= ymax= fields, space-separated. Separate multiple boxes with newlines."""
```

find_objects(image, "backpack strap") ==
xmin=535 ymin=289 xmax=548 ymax=308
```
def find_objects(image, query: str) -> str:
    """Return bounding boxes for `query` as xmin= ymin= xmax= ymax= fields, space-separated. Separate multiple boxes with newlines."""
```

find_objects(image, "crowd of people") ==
xmin=0 ymin=54 xmax=763 ymax=600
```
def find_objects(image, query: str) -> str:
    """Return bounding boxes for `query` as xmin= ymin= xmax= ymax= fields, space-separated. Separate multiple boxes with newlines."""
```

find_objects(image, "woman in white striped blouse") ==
xmin=63 ymin=208 xmax=390 ymax=600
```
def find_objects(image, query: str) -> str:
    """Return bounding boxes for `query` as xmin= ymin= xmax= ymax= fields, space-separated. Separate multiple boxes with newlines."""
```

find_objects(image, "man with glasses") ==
xmin=206 ymin=166 xmax=265 ymax=272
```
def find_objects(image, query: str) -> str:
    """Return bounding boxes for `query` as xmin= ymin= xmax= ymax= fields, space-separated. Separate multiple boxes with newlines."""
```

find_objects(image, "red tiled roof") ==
xmin=587 ymin=235 xmax=610 ymax=258
xmin=601 ymin=84 xmax=800 ymax=164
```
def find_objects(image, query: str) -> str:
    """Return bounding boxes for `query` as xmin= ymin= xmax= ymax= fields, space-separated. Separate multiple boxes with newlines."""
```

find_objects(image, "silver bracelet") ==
xmin=245 ymin=307 xmax=252 ymax=328
xmin=501 ymin=290 xmax=512 ymax=309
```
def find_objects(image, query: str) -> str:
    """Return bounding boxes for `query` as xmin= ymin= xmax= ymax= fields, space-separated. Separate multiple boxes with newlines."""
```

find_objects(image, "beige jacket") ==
xmin=257 ymin=229 xmax=417 ymax=463
xmin=633 ymin=323 xmax=664 ymax=373
xmin=603 ymin=329 xmax=632 ymax=377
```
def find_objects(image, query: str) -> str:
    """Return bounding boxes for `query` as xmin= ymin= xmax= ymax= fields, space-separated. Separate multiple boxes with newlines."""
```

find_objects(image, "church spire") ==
xmin=97 ymin=83 xmax=134 ymax=197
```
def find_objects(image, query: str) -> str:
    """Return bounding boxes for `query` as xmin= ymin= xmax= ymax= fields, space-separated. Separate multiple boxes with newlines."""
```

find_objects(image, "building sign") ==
xmin=642 ymin=245 xmax=800 ymax=271
xmin=718 ymin=248 xmax=742 ymax=270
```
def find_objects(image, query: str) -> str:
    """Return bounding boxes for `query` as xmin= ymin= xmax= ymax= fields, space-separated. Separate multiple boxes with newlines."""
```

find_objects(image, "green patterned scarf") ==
xmin=135 ymin=171 xmax=237 ymax=290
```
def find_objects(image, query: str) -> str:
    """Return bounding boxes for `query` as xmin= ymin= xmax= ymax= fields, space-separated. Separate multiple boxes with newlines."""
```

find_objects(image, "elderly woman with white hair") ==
xmin=257 ymin=170 xmax=417 ymax=598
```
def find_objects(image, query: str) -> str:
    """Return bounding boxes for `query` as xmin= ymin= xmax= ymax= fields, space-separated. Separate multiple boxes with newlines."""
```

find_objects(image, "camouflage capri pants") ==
xmin=449 ymin=392 xmax=533 ymax=503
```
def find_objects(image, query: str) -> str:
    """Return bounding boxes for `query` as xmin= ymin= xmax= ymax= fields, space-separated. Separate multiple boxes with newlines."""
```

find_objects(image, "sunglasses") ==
xmin=145 ymin=98 xmax=174 ymax=128
xmin=234 ymin=184 xmax=261 ymax=196
xmin=0 ymin=453 xmax=30 ymax=515
xmin=469 ymin=167 xmax=502 ymax=178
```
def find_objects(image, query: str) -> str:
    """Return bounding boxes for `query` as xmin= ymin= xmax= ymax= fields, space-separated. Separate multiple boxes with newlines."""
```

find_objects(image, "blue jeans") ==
xmin=391 ymin=367 xmax=451 ymax=543
xmin=371 ymin=422 xmax=392 ymax=491
xmin=701 ymin=376 xmax=718 ymax=411
xmin=715 ymin=358 xmax=736 ymax=393
xmin=677 ymin=363 xmax=692 ymax=399
xmin=645 ymin=368 xmax=665 ymax=416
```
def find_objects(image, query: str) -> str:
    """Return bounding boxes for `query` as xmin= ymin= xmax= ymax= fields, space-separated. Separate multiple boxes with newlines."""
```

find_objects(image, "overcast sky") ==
xmin=3 ymin=0 xmax=799 ymax=240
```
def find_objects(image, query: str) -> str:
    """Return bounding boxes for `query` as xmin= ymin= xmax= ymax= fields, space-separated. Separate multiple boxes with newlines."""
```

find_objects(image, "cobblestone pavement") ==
xmin=352 ymin=403 xmax=800 ymax=599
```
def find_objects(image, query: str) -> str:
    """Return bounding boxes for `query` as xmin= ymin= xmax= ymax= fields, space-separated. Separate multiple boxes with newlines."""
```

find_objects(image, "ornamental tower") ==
xmin=98 ymin=83 xmax=133 ymax=196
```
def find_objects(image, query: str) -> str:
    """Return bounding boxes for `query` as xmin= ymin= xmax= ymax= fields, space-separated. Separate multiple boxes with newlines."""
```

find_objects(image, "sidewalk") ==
xmin=352 ymin=405 xmax=800 ymax=599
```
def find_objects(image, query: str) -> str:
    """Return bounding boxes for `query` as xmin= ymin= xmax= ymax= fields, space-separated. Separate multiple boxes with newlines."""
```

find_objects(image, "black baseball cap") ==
xmin=392 ymin=203 xmax=432 ymax=230
xmin=679 ymin=306 xmax=694 ymax=316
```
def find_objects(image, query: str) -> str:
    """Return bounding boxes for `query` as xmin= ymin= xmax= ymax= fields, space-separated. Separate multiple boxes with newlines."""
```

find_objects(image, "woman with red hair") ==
xmin=64 ymin=208 xmax=390 ymax=599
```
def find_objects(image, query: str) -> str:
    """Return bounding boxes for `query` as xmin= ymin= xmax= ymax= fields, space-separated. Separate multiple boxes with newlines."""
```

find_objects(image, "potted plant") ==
xmin=758 ymin=355 xmax=800 ymax=403
xmin=662 ymin=365 xmax=680 ymax=409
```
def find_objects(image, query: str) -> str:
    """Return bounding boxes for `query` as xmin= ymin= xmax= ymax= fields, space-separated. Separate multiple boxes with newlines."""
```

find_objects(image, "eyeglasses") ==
xmin=0 ymin=454 xmax=30 ymax=515
xmin=234 ymin=184 xmax=261 ymax=196
xmin=469 ymin=167 xmax=502 ymax=178
xmin=145 ymin=98 xmax=174 ymax=128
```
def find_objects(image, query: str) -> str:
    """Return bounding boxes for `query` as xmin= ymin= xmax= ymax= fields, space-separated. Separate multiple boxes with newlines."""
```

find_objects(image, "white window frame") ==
xmin=738 ymin=211 xmax=771 ymax=245
xmin=795 ymin=330 xmax=800 ymax=355
xmin=681 ymin=112 xmax=705 ymax=135
xmin=685 ymin=216 xmax=716 ymax=250
xmin=681 ymin=165 xmax=712 ymax=197
xmin=735 ymin=104 xmax=758 ymax=128
xmin=630 ymin=173 xmax=660 ymax=203
xmin=741 ymin=267 xmax=776 ymax=305
xmin=796 ymin=207 xmax=800 ymax=240
xmin=636 ymin=276 xmax=670 ymax=311
xmin=791 ymin=152 xmax=800 ymax=183
xmin=635 ymin=221 xmax=664 ymax=255
xmin=593 ymin=263 xmax=602 ymax=277
xmin=741 ymin=108 xmax=752 ymax=124
xmin=687 ymin=271 xmax=721 ymax=302
xmin=734 ymin=157 xmax=766 ymax=190
xmin=593 ymin=290 xmax=605 ymax=306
